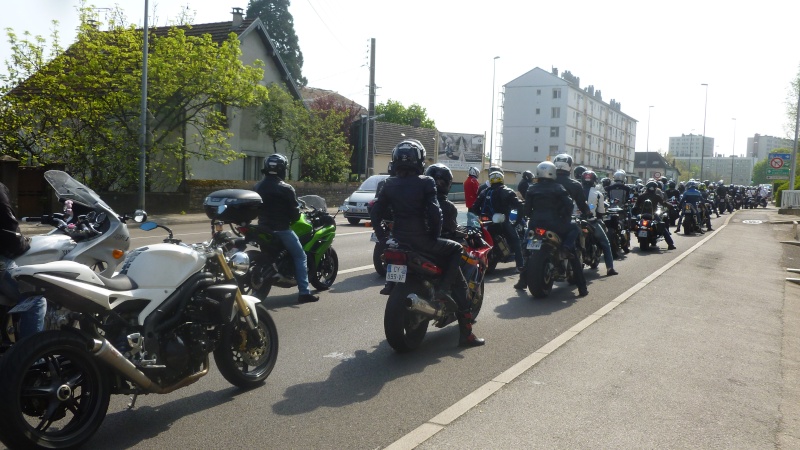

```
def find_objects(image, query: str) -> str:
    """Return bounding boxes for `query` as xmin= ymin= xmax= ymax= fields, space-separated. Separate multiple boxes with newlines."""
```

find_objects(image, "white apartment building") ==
xmin=498 ymin=67 xmax=637 ymax=178
xmin=746 ymin=134 xmax=793 ymax=160
xmin=668 ymin=134 xmax=714 ymax=158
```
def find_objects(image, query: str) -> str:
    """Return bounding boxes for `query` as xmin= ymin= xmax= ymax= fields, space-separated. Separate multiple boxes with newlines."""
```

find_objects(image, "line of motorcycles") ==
xmin=0 ymin=173 xmax=343 ymax=449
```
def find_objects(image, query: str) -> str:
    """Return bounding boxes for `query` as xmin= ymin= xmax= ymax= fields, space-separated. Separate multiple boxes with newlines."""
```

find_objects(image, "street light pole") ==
xmin=700 ymin=83 xmax=708 ymax=182
xmin=489 ymin=56 xmax=500 ymax=166
xmin=730 ymin=118 xmax=736 ymax=183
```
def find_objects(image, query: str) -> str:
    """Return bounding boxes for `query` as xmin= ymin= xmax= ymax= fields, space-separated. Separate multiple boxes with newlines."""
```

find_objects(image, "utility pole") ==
xmin=366 ymin=38 xmax=376 ymax=177
xmin=138 ymin=0 xmax=149 ymax=210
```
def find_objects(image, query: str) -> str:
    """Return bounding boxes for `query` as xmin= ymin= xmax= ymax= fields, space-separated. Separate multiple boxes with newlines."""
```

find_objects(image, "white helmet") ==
xmin=468 ymin=166 xmax=479 ymax=178
xmin=613 ymin=170 xmax=626 ymax=183
xmin=552 ymin=153 xmax=573 ymax=173
xmin=536 ymin=161 xmax=557 ymax=180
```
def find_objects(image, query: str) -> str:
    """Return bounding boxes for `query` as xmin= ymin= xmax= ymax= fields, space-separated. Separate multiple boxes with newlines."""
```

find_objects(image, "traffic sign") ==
xmin=652 ymin=171 xmax=662 ymax=179
xmin=766 ymin=152 xmax=791 ymax=180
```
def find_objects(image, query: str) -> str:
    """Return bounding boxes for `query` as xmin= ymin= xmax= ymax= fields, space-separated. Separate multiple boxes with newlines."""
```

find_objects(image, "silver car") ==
xmin=340 ymin=174 xmax=389 ymax=225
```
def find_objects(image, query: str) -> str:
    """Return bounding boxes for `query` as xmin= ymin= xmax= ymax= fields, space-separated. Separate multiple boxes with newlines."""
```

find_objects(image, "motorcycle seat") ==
xmin=96 ymin=273 xmax=138 ymax=291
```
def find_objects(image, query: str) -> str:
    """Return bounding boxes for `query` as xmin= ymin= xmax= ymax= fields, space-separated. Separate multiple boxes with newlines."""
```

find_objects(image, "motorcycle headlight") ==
xmin=228 ymin=251 xmax=250 ymax=273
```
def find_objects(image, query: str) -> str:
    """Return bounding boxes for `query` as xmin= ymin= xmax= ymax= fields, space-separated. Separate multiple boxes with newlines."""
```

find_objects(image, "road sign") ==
xmin=766 ymin=152 xmax=791 ymax=180
xmin=652 ymin=171 xmax=662 ymax=179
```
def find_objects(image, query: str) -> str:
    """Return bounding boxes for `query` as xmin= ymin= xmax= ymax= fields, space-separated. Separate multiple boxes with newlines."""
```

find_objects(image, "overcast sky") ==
xmin=2 ymin=0 xmax=799 ymax=160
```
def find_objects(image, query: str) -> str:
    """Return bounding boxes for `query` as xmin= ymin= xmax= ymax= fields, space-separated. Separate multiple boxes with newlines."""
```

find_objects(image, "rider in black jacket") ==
xmin=254 ymin=154 xmax=320 ymax=304
xmin=633 ymin=181 xmax=676 ymax=250
xmin=371 ymin=140 xmax=484 ymax=347
xmin=552 ymin=154 xmax=591 ymax=217
xmin=469 ymin=171 xmax=524 ymax=271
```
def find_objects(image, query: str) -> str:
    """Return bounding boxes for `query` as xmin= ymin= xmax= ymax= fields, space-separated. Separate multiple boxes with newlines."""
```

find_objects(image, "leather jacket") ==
xmin=254 ymin=176 xmax=301 ymax=230
xmin=0 ymin=182 xmax=29 ymax=258
xmin=556 ymin=172 xmax=591 ymax=216
xmin=370 ymin=174 xmax=441 ymax=243
xmin=469 ymin=183 xmax=522 ymax=217
xmin=524 ymin=180 xmax=573 ymax=226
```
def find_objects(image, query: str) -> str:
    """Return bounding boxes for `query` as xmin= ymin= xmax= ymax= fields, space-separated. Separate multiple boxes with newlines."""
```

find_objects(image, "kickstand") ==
xmin=127 ymin=393 xmax=139 ymax=410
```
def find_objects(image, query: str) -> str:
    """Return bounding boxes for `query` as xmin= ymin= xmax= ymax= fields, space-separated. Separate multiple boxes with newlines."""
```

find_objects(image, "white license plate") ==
xmin=386 ymin=264 xmax=407 ymax=283
xmin=638 ymin=230 xmax=648 ymax=238
xmin=350 ymin=207 xmax=366 ymax=214
xmin=370 ymin=233 xmax=379 ymax=243
xmin=526 ymin=239 xmax=542 ymax=250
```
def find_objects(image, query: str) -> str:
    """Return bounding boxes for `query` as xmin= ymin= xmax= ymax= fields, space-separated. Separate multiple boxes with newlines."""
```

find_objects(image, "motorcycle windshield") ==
xmin=299 ymin=195 xmax=328 ymax=211
xmin=465 ymin=212 xmax=481 ymax=228
xmin=44 ymin=170 xmax=115 ymax=213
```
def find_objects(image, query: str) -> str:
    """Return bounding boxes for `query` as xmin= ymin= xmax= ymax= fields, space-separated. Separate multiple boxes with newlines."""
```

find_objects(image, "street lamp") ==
xmin=700 ymin=83 xmax=708 ymax=182
xmin=489 ymin=56 xmax=500 ymax=166
xmin=730 ymin=118 xmax=736 ymax=183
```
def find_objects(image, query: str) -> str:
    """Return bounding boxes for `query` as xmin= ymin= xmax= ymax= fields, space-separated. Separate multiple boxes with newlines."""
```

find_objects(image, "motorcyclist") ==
xmin=698 ymin=183 xmax=714 ymax=230
xmin=600 ymin=177 xmax=612 ymax=195
xmin=371 ymin=140 xmax=484 ymax=347
xmin=470 ymin=170 xmax=524 ymax=272
xmin=464 ymin=166 xmax=480 ymax=209
xmin=633 ymin=181 xmax=676 ymax=250
xmin=605 ymin=170 xmax=633 ymax=207
xmin=516 ymin=161 xmax=588 ymax=297
xmin=518 ymin=170 xmax=534 ymax=199
xmin=581 ymin=171 xmax=618 ymax=275
xmin=573 ymin=165 xmax=587 ymax=181
xmin=425 ymin=163 xmax=460 ymax=240
xmin=664 ymin=180 xmax=681 ymax=201
xmin=477 ymin=165 xmax=503 ymax=198
xmin=0 ymin=181 xmax=46 ymax=338
xmin=678 ymin=180 xmax=705 ymax=234
xmin=254 ymin=153 xmax=320 ymax=304
xmin=552 ymin=154 xmax=592 ymax=218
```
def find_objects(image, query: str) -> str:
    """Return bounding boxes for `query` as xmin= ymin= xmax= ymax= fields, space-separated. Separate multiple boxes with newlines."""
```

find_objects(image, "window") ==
xmin=552 ymin=88 xmax=561 ymax=99
xmin=534 ymin=146 xmax=539 ymax=152
xmin=537 ymin=89 xmax=541 ymax=95
xmin=549 ymin=145 xmax=559 ymax=155
xmin=536 ymin=108 xmax=540 ymax=115
xmin=551 ymin=107 xmax=560 ymax=118
xmin=535 ymin=127 xmax=539 ymax=133
xmin=550 ymin=127 xmax=559 ymax=137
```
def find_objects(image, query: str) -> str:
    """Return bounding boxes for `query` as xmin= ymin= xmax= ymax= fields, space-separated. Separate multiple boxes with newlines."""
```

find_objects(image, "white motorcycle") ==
xmin=1 ymin=170 xmax=145 ymax=349
xmin=0 ymin=206 xmax=279 ymax=450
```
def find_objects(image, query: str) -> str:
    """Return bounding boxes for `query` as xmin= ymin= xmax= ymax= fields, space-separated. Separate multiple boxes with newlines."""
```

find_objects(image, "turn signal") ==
xmin=112 ymin=249 xmax=125 ymax=259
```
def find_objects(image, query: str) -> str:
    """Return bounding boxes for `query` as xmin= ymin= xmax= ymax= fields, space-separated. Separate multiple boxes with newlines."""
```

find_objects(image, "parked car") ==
xmin=341 ymin=174 xmax=390 ymax=225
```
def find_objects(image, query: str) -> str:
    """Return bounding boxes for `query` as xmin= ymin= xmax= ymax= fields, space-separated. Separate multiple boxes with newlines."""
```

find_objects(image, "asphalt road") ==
xmin=3 ymin=210 xmax=765 ymax=449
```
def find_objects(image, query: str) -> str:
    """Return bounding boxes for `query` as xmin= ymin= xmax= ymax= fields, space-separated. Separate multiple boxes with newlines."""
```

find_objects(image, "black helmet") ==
xmin=601 ymin=177 xmax=611 ymax=188
xmin=387 ymin=162 xmax=395 ymax=177
xmin=391 ymin=139 xmax=426 ymax=174
xmin=573 ymin=165 xmax=587 ymax=180
xmin=522 ymin=170 xmax=533 ymax=182
xmin=668 ymin=180 xmax=676 ymax=189
xmin=263 ymin=153 xmax=288 ymax=179
xmin=646 ymin=181 xmax=658 ymax=192
xmin=660 ymin=177 xmax=668 ymax=186
xmin=424 ymin=163 xmax=453 ymax=195
xmin=488 ymin=165 xmax=504 ymax=174
xmin=581 ymin=170 xmax=597 ymax=187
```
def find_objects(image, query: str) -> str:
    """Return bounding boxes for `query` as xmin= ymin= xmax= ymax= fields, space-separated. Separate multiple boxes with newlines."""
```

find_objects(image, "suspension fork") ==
xmin=213 ymin=248 xmax=261 ymax=335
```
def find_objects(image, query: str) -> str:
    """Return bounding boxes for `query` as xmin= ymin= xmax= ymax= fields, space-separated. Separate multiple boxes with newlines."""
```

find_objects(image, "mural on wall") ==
xmin=438 ymin=132 xmax=484 ymax=172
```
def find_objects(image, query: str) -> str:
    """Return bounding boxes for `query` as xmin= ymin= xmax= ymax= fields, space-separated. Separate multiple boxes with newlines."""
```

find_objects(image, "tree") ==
xmin=375 ymin=99 xmax=436 ymax=129
xmin=246 ymin=0 xmax=306 ymax=87
xmin=255 ymin=83 xmax=351 ymax=182
xmin=0 ymin=6 xmax=268 ymax=191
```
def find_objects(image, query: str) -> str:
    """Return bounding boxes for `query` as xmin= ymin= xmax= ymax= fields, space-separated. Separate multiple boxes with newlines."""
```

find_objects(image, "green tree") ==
xmin=375 ymin=99 xmax=436 ymax=129
xmin=246 ymin=0 xmax=306 ymax=87
xmin=255 ymin=83 xmax=351 ymax=181
xmin=751 ymin=157 xmax=768 ymax=185
xmin=0 ymin=6 xmax=268 ymax=191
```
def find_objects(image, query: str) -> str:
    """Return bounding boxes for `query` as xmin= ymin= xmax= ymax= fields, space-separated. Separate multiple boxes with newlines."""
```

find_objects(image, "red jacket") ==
xmin=464 ymin=176 xmax=480 ymax=209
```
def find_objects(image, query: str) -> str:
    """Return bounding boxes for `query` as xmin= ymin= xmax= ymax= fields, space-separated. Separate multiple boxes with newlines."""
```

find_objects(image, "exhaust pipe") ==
xmin=404 ymin=294 xmax=446 ymax=320
xmin=91 ymin=338 xmax=209 ymax=394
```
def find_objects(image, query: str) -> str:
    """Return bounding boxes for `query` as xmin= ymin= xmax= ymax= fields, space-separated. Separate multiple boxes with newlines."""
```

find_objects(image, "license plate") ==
xmin=350 ymin=207 xmax=366 ymax=214
xmin=386 ymin=264 xmax=407 ymax=283
xmin=638 ymin=230 xmax=648 ymax=238
xmin=370 ymin=233 xmax=379 ymax=243
xmin=526 ymin=239 xmax=542 ymax=250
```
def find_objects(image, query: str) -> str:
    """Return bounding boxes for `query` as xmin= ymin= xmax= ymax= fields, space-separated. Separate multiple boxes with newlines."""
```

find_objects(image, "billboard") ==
xmin=437 ymin=132 xmax=484 ymax=172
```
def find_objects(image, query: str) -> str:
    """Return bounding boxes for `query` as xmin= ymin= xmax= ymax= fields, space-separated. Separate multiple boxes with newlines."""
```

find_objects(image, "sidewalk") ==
xmin=391 ymin=208 xmax=800 ymax=449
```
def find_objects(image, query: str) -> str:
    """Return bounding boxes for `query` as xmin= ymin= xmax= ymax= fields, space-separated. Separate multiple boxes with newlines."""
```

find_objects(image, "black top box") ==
xmin=203 ymin=189 xmax=262 ymax=223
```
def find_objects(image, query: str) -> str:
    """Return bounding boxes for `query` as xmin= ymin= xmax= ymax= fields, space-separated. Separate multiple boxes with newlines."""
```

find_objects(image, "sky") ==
xmin=2 ymin=0 xmax=800 ymax=161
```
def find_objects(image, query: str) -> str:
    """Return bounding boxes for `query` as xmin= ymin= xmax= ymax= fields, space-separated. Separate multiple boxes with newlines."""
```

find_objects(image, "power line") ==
xmin=304 ymin=0 xmax=345 ymax=49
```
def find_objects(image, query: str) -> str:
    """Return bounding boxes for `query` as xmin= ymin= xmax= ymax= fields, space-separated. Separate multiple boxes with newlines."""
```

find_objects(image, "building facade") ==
xmin=746 ymin=134 xmax=793 ymax=161
xmin=498 ymin=67 xmax=637 ymax=179
xmin=668 ymin=134 xmax=714 ymax=158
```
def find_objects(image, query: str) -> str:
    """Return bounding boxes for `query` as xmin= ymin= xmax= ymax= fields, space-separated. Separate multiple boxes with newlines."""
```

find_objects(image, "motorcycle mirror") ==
xmin=133 ymin=210 xmax=147 ymax=223
xmin=140 ymin=221 xmax=158 ymax=231
xmin=491 ymin=213 xmax=506 ymax=224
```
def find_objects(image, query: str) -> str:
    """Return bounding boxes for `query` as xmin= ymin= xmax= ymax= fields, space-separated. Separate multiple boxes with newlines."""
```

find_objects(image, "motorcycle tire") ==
xmin=621 ymin=231 xmax=631 ymax=254
xmin=373 ymin=241 xmax=387 ymax=276
xmin=309 ymin=247 xmax=338 ymax=291
xmin=384 ymin=280 xmax=429 ymax=353
xmin=486 ymin=249 xmax=500 ymax=273
xmin=347 ymin=218 xmax=361 ymax=225
xmin=250 ymin=259 xmax=274 ymax=300
xmin=235 ymin=250 xmax=263 ymax=296
xmin=214 ymin=303 xmax=279 ymax=389
xmin=0 ymin=330 xmax=111 ymax=450
xmin=639 ymin=238 xmax=649 ymax=251
xmin=525 ymin=252 xmax=556 ymax=298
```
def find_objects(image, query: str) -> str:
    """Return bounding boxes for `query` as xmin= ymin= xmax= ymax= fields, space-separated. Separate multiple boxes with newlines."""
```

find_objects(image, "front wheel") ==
xmin=309 ymin=247 xmax=338 ymax=290
xmin=384 ymin=281 xmax=429 ymax=353
xmin=214 ymin=303 xmax=279 ymax=389
xmin=373 ymin=242 xmax=387 ymax=276
xmin=0 ymin=330 xmax=111 ymax=450
xmin=526 ymin=251 xmax=556 ymax=298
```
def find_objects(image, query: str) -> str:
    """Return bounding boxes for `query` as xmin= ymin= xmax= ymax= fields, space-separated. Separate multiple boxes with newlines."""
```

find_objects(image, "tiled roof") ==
xmin=373 ymin=122 xmax=438 ymax=155
xmin=150 ymin=19 xmax=256 ymax=42
xmin=300 ymin=87 xmax=366 ymax=113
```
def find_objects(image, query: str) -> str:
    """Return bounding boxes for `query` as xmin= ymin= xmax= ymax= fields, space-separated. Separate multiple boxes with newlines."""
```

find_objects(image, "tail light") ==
xmin=237 ymin=225 xmax=250 ymax=235
xmin=641 ymin=219 xmax=650 ymax=227
xmin=384 ymin=249 xmax=408 ymax=265
xmin=534 ymin=227 xmax=547 ymax=237
xmin=420 ymin=261 xmax=443 ymax=276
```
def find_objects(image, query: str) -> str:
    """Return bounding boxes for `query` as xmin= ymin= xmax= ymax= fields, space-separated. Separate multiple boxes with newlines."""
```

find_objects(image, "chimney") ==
xmin=411 ymin=118 xmax=421 ymax=128
xmin=231 ymin=7 xmax=244 ymax=29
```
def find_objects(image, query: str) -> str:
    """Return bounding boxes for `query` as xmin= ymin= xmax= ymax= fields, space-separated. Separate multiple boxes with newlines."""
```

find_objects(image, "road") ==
xmin=4 ymin=210 xmax=777 ymax=449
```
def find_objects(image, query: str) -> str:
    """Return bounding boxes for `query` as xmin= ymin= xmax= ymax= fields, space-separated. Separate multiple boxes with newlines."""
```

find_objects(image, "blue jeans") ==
xmin=0 ymin=256 xmax=46 ymax=339
xmin=501 ymin=220 xmax=524 ymax=269
xmin=273 ymin=229 xmax=311 ymax=295
xmin=589 ymin=221 xmax=614 ymax=269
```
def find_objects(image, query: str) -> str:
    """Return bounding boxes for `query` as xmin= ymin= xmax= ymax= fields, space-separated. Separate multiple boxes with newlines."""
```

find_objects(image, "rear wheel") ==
xmin=214 ymin=303 xmax=279 ymax=389
xmin=0 ymin=330 xmax=111 ymax=450
xmin=309 ymin=247 xmax=338 ymax=291
xmin=384 ymin=281 xmax=429 ymax=352
xmin=250 ymin=258 xmax=274 ymax=300
xmin=373 ymin=242 xmax=387 ymax=276
xmin=526 ymin=252 xmax=555 ymax=298
xmin=639 ymin=238 xmax=649 ymax=251
xmin=347 ymin=217 xmax=360 ymax=225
